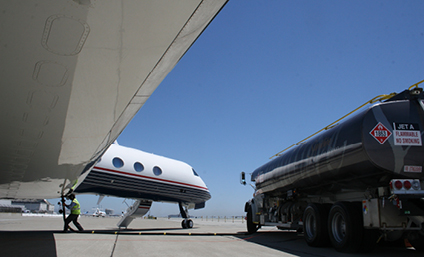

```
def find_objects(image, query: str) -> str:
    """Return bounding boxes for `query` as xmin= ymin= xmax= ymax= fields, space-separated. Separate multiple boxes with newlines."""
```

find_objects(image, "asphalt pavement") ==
xmin=1 ymin=213 xmax=424 ymax=257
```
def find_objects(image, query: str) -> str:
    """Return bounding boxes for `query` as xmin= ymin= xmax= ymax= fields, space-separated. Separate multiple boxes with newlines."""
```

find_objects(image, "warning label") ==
xmin=404 ymin=165 xmax=422 ymax=173
xmin=370 ymin=122 xmax=392 ymax=144
xmin=394 ymin=123 xmax=422 ymax=146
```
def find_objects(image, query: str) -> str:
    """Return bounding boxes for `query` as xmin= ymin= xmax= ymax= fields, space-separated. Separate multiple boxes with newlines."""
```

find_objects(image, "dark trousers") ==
xmin=64 ymin=214 xmax=84 ymax=231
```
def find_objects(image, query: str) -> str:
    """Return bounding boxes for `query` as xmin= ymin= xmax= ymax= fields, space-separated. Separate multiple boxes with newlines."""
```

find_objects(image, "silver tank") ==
xmin=252 ymin=89 xmax=424 ymax=195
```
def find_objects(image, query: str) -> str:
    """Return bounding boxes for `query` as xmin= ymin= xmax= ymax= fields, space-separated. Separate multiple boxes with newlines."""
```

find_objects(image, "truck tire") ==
xmin=303 ymin=203 xmax=330 ymax=247
xmin=328 ymin=202 xmax=362 ymax=253
xmin=408 ymin=231 xmax=424 ymax=251
xmin=246 ymin=208 xmax=259 ymax=234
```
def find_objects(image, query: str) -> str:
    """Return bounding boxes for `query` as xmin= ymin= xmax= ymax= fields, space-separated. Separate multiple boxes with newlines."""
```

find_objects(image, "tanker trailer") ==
xmin=242 ymin=83 xmax=424 ymax=253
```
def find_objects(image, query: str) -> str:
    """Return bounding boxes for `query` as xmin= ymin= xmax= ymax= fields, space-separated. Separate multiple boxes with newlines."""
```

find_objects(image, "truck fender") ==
xmin=244 ymin=200 xmax=253 ymax=212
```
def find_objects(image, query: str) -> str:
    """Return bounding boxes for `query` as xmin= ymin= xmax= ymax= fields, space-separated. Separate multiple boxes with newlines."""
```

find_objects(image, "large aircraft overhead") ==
xmin=0 ymin=1 xmax=228 ymax=200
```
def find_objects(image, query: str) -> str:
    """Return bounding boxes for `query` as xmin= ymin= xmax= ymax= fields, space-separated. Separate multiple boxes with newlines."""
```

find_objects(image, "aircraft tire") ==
xmin=181 ymin=219 xmax=193 ymax=229
xmin=187 ymin=219 xmax=194 ymax=228
xmin=303 ymin=203 xmax=330 ymax=247
xmin=182 ymin=220 xmax=188 ymax=229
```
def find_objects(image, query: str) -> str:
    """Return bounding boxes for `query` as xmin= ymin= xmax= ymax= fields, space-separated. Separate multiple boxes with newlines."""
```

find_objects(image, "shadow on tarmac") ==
xmin=4 ymin=227 xmax=424 ymax=257
xmin=0 ymin=231 xmax=58 ymax=257
xmin=0 ymin=227 xmax=247 ymax=257
xmin=236 ymin=230 xmax=424 ymax=257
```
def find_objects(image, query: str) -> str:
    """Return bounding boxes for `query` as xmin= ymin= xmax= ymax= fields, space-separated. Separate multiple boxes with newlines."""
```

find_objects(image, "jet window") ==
xmin=153 ymin=166 xmax=162 ymax=176
xmin=192 ymin=168 xmax=199 ymax=177
xmin=134 ymin=162 xmax=144 ymax=172
xmin=112 ymin=157 xmax=124 ymax=168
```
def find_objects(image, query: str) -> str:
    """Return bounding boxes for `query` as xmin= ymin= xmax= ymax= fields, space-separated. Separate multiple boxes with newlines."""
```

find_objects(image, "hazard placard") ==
xmin=370 ymin=122 xmax=392 ymax=144
xmin=393 ymin=123 xmax=422 ymax=146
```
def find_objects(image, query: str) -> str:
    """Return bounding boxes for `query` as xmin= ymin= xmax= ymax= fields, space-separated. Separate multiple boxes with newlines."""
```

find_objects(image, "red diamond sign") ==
xmin=370 ymin=122 xmax=392 ymax=144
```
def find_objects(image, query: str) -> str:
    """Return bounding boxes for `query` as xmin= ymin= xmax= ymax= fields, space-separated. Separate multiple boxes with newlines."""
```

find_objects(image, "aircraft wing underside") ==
xmin=0 ymin=0 xmax=227 ymax=199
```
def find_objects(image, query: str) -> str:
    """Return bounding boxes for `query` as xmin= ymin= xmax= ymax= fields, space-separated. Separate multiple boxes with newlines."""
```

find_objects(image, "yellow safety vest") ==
xmin=71 ymin=198 xmax=81 ymax=215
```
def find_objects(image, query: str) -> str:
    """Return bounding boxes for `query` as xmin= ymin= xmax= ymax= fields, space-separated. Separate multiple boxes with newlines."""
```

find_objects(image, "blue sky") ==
xmin=65 ymin=0 xmax=424 ymax=217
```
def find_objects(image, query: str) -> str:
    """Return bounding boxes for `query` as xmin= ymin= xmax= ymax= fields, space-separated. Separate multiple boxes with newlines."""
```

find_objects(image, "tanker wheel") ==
xmin=303 ymin=203 xmax=330 ymax=247
xmin=246 ymin=208 xmax=259 ymax=234
xmin=407 ymin=231 xmax=424 ymax=251
xmin=328 ymin=202 xmax=362 ymax=253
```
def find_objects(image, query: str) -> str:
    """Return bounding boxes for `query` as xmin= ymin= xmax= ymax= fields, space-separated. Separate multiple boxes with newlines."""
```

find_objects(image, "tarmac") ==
xmin=1 ymin=213 xmax=424 ymax=257
xmin=0 ymin=213 xmax=288 ymax=257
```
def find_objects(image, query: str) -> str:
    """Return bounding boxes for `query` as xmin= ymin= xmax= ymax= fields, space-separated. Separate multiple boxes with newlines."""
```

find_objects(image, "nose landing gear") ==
xmin=179 ymin=202 xmax=193 ymax=229
xmin=182 ymin=219 xmax=193 ymax=229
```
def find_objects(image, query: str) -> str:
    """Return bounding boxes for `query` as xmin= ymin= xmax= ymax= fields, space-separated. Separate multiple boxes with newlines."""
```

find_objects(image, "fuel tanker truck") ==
xmin=242 ymin=82 xmax=424 ymax=253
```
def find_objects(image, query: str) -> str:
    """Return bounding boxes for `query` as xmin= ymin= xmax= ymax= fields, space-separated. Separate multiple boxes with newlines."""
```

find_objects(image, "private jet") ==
xmin=92 ymin=208 xmax=106 ymax=218
xmin=75 ymin=143 xmax=211 ymax=228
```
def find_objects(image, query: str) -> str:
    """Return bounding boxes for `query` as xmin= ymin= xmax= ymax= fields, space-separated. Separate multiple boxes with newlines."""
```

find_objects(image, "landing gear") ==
xmin=179 ymin=202 xmax=194 ymax=229
xmin=59 ymin=179 xmax=73 ymax=225
xmin=181 ymin=219 xmax=194 ymax=229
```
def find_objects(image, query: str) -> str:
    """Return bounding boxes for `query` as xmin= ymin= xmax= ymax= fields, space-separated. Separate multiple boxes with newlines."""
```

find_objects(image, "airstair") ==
xmin=117 ymin=199 xmax=152 ymax=228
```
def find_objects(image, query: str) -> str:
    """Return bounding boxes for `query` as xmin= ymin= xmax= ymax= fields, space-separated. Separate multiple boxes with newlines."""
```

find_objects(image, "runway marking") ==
xmin=110 ymin=233 xmax=119 ymax=257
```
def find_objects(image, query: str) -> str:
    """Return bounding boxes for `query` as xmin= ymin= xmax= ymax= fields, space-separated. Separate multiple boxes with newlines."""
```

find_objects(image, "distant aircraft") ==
xmin=75 ymin=143 xmax=211 ymax=228
xmin=0 ymin=1 xmax=227 ymax=208
xmin=92 ymin=208 xmax=106 ymax=218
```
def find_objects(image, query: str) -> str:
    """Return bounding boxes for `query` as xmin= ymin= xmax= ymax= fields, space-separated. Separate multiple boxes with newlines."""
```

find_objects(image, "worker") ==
xmin=63 ymin=193 xmax=84 ymax=232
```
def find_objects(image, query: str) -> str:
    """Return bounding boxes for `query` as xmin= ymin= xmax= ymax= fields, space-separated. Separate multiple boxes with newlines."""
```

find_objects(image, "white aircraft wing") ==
xmin=0 ymin=0 xmax=227 ymax=199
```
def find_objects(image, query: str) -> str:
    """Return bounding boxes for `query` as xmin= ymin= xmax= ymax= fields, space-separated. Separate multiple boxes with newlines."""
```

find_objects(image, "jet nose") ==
xmin=191 ymin=167 xmax=210 ymax=199
xmin=198 ymin=178 xmax=211 ymax=200
xmin=201 ymin=180 xmax=208 ymax=190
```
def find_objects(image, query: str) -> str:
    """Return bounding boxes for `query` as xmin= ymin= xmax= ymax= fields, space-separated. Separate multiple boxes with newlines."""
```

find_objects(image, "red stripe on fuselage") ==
xmin=92 ymin=166 xmax=209 ymax=191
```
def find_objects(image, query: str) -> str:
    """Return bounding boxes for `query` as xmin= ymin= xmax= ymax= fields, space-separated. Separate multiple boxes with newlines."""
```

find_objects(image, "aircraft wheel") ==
xmin=328 ymin=202 xmax=362 ymax=253
xmin=181 ymin=219 xmax=193 ymax=229
xmin=303 ymin=203 xmax=330 ymax=247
